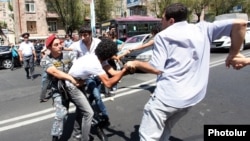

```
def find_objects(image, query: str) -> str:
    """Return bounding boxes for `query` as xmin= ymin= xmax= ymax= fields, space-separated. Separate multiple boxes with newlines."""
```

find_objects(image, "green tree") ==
xmin=8 ymin=1 xmax=14 ymax=21
xmin=157 ymin=0 xmax=174 ymax=18
xmin=95 ymin=0 xmax=113 ymax=22
xmin=45 ymin=0 xmax=86 ymax=35
xmin=149 ymin=0 xmax=250 ymax=22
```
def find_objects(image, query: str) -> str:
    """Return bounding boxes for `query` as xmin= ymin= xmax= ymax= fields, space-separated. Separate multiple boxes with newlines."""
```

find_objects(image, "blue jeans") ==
xmin=66 ymin=82 xmax=94 ymax=141
xmin=86 ymin=77 xmax=108 ymax=116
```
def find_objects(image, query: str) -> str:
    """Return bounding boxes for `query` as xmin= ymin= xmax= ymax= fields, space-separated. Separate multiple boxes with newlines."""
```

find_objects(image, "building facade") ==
xmin=4 ymin=0 xmax=158 ymax=44
xmin=0 ymin=0 xmax=15 ymax=45
xmin=12 ymin=0 xmax=67 ymax=44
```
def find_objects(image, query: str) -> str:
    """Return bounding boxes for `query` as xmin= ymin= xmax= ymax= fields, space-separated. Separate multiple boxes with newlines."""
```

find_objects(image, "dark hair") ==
xmin=65 ymin=34 xmax=71 ymax=38
xmin=151 ymin=26 xmax=161 ymax=36
xmin=164 ymin=3 xmax=188 ymax=22
xmin=95 ymin=38 xmax=118 ymax=61
xmin=109 ymin=23 xmax=116 ymax=30
xmin=110 ymin=30 xmax=117 ymax=39
xmin=79 ymin=24 xmax=92 ymax=35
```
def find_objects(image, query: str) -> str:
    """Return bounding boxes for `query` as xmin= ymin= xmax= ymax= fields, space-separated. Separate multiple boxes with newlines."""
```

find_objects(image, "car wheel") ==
xmin=2 ymin=59 xmax=12 ymax=69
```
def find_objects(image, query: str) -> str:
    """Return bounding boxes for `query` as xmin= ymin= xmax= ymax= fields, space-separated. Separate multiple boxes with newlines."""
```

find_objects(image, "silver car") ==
xmin=120 ymin=34 xmax=153 ymax=63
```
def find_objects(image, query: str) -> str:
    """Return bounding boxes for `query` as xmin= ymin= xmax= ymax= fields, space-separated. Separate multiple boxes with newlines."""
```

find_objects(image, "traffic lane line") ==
xmin=0 ymin=55 xmax=247 ymax=132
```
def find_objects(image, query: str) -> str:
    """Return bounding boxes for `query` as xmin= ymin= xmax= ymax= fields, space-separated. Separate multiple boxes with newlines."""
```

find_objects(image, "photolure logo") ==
xmin=204 ymin=125 xmax=250 ymax=141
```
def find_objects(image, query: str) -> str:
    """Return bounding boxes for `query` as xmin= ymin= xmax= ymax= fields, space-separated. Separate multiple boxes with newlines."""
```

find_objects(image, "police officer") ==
xmin=40 ymin=34 xmax=80 ymax=140
xmin=18 ymin=32 xmax=37 ymax=79
xmin=34 ymin=40 xmax=44 ymax=66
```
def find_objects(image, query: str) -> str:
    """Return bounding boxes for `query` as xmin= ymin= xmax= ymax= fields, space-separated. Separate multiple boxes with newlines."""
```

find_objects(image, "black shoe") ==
xmin=99 ymin=115 xmax=110 ymax=127
xmin=26 ymin=76 xmax=31 ymax=79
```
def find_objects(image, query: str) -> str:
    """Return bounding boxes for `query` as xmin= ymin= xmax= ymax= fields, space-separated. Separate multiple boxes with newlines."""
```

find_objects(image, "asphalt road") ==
xmin=1 ymin=51 xmax=250 ymax=141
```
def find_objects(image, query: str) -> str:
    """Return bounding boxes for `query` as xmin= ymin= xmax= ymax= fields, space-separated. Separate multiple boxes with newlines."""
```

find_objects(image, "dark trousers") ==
xmin=23 ymin=55 xmax=35 ymax=77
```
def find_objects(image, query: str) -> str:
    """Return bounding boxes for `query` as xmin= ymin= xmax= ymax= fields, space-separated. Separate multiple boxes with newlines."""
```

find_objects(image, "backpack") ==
xmin=11 ymin=48 xmax=18 ymax=58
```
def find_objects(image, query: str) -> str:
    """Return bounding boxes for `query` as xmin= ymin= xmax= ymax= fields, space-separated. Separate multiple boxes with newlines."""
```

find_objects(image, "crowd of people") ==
xmin=13 ymin=2 xmax=250 ymax=141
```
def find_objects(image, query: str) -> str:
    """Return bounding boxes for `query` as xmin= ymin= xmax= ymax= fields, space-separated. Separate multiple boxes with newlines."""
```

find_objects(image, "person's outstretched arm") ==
xmin=225 ymin=19 xmax=247 ymax=68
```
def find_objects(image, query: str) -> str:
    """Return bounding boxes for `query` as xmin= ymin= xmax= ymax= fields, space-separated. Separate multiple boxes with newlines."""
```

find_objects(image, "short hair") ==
xmin=109 ymin=23 xmax=116 ymax=30
xmin=95 ymin=38 xmax=118 ymax=61
xmin=151 ymin=26 xmax=161 ymax=35
xmin=79 ymin=24 xmax=92 ymax=35
xmin=110 ymin=30 xmax=117 ymax=39
xmin=21 ymin=32 xmax=30 ymax=38
xmin=164 ymin=3 xmax=188 ymax=22
xmin=65 ymin=34 xmax=71 ymax=38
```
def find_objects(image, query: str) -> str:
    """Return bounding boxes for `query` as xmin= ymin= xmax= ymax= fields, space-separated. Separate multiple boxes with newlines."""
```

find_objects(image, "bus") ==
xmin=101 ymin=15 xmax=161 ymax=41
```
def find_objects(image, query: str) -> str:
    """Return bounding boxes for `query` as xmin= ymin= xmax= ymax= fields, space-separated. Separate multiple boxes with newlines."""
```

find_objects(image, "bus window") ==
xmin=138 ymin=24 xmax=148 ymax=32
xmin=100 ymin=15 xmax=161 ymax=40
xmin=133 ymin=25 xmax=137 ymax=31
xmin=127 ymin=24 xmax=136 ymax=32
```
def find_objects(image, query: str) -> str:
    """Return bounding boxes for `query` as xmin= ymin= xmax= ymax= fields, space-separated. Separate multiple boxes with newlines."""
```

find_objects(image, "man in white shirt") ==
xmin=69 ymin=25 xmax=120 ymax=135
xmin=66 ymin=38 xmax=129 ymax=141
xmin=125 ymin=3 xmax=247 ymax=141
xmin=18 ymin=32 xmax=37 ymax=79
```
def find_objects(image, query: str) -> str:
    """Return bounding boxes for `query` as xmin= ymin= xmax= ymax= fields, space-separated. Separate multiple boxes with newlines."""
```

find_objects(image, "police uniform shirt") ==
xmin=19 ymin=41 xmax=35 ymax=56
xmin=41 ymin=51 xmax=74 ymax=75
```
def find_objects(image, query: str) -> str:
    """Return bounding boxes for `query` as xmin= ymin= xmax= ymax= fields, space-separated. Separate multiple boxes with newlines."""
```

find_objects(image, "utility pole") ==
xmin=90 ymin=0 xmax=96 ymax=37
xmin=121 ymin=0 xmax=123 ymax=17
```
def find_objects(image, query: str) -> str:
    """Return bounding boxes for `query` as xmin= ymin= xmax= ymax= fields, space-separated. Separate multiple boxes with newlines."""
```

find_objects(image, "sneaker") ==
xmin=109 ymin=90 xmax=116 ymax=95
xmin=73 ymin=134 xmax=81 ymax=141
xmin=99 ymin=115 xmax=110 ymax=127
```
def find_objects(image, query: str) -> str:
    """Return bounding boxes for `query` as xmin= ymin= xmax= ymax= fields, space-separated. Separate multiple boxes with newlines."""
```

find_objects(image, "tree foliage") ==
xmin=95 ymin=0 xmax=113 ymax=22
xmin=148 ymin=0 xmax=250 ymax=22
xmin=45 ymin=0 xmax=86 ymax=35
xmin=8 ymin=1 xmax=14 ymax=25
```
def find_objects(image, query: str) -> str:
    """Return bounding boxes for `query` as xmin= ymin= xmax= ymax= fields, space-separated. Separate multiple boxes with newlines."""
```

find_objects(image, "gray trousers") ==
xmin=23 ymin=55 xmax=35 ymax=76
xmin=139 ymin=95 xmax=191 ymax=141
xmin=66 ymin=83 xmax=94 ymax=141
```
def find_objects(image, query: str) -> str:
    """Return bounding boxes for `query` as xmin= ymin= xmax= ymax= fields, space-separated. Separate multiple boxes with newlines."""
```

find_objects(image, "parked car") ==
xmin=211 ymin=20 xmax=250 ymax=51
xmin=120 ymin=33 xmax=153 ymax=63
xmin=0 ymin=45 xmax=20 ymax=69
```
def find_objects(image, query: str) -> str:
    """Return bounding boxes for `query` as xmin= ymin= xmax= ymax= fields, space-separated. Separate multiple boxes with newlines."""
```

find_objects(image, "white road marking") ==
xmin=0 ymin=55 xmax=248 ymax=132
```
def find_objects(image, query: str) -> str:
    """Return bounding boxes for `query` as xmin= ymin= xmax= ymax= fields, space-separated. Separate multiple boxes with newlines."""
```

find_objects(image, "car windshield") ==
xmin=0 ymin=46 xmax=10 ymax=52
xmin=125 ymin=35 xmax=145 ymax=43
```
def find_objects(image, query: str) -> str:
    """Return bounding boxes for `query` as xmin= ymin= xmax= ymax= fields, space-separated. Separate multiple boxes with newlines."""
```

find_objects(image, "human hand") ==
xmin=225 ymin=53 xmax=246 ymax=69
xmin=124 ymin=61 xmax=136 ymax=74
xmin=230 ymin=57 xmax=249 ymax=70
xmin=128 ymin=49 xmax=134 ymax=53
xmin=77 ymin=80 xmax=86 ymax=87
xmin=70 ymin=79 xmax=80 ymax=87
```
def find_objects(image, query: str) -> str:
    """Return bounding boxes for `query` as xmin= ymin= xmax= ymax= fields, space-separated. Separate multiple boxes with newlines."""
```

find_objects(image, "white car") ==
xmin=119 ymin=34 xmax=153 ymax=63
xmin=211 ymin=21 xmax=250 ymax=50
